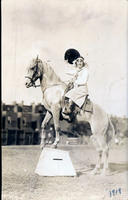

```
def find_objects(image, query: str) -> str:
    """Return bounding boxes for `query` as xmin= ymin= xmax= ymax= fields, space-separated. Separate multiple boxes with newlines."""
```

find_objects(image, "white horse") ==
xmin=25 ymin=56 xmax=117 ymax=175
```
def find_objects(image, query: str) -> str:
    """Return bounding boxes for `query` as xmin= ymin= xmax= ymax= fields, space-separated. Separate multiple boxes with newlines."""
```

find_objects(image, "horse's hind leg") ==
xmin=102 ymin=146 xmax=109 ymax=175
xmin=90 ymin=134 xmax=110 ymax=175
xmin=40 ymin=111 xmax=52 ymax=149
xmin=101 ymin=120 xmax=114 ymax=175
xmin=90 ymin=135 xmax=103 ymax=175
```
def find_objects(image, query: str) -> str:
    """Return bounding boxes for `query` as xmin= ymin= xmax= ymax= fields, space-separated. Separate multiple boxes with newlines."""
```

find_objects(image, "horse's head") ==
xmin=25 ymin=56 xmax=42 ymax=88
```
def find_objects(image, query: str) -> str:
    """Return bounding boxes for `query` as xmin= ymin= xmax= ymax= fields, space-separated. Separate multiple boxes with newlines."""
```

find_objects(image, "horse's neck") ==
xmin=40 ymin=61 xmax=65 ymax=88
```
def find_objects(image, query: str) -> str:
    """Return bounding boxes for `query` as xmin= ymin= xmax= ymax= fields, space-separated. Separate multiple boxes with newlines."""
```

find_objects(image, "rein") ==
xmin=25 ymin=76 xmax=40 ymax=88
xmin=33 ymin=84 xmax=40 ymax=88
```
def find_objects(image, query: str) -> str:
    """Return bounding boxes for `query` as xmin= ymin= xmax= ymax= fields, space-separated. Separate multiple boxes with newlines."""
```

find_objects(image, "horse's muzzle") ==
xmin=25 ymin=80 xmax=33 ymax=88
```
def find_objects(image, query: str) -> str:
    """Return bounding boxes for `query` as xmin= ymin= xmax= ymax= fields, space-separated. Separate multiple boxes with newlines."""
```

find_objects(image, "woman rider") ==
xmin=63 ymin=49 xmax=89 ymax=119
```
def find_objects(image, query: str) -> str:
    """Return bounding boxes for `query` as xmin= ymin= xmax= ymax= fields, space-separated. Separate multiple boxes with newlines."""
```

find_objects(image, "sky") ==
xmin=2 ymin=0 xmax=128 ymax=117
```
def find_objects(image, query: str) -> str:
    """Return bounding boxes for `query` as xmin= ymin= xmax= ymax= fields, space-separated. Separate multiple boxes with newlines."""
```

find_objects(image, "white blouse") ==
xmin=74 ymin=67 xmax=89 ymax=86
xmin=65 ymin=64 xmax=89 ymax=86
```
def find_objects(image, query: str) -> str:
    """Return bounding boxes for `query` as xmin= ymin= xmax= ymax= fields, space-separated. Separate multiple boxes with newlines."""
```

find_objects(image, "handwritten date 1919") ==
xmin=109 ymin=188 xmax=121 ymax=197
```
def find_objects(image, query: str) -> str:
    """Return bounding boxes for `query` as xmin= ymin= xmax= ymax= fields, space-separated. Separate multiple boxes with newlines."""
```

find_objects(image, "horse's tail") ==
xmin=108 ymin=116 xmax=119 ymax=145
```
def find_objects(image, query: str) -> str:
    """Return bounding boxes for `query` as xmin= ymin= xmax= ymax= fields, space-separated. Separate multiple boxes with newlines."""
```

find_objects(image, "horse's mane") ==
xmin=39 ymin=60 xmax=65 ymax=85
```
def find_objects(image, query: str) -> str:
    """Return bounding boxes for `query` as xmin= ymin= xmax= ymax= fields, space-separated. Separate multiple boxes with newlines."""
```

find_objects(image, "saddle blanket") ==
xmin=82 ymin=97 xmax=93 ymax=113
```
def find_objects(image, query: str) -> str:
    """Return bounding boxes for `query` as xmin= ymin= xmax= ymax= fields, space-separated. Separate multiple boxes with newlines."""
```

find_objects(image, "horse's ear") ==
xmin=36 ymin=55 xmax=39 ymax=61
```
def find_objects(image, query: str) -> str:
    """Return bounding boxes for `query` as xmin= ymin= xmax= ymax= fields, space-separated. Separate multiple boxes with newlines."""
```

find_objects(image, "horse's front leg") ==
xmin=40 ymin=111 xmax=52 ymax=149
xmin=51 ymin=105 xmax=61 ymax=148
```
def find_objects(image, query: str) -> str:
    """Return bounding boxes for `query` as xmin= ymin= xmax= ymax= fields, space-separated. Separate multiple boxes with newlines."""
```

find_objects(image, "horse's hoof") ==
xmin=40 ymin=143 xmax=45 ymax=149
xmin=40 ymin=145 xmax=44 ymax=150
xmin=51 ymin=144 xmax=57 ymax=149
xmin=100 ymin=168 xmax=111 ymax=176
xmin=90 ymin=168 xmax=101 ymax=175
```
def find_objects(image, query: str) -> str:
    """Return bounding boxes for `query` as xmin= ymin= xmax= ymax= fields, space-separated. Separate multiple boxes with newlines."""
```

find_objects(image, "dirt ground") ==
xmin=2 ymin=139 xmax=128 ymax=200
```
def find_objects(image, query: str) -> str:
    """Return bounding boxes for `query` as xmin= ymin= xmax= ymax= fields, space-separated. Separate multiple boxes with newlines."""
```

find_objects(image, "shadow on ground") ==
xmin=76 ymin=162 xmax=128 ymax=177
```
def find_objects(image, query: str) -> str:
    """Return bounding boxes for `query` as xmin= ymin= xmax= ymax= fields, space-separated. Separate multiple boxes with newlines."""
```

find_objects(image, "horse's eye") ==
xmin=31 ymin=67 xmax=34 ymax=70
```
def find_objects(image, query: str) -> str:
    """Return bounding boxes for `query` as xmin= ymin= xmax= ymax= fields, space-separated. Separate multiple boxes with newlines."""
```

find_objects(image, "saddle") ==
xmin=63 ymin=82 xmax=93 ymax=113
xmin=61 ymin=95 xmax=93 ymax=123
xmin=62 ymin=83 xmax=93 ymax=122
xmin=72 ymin=95 xmax=93 ymax=118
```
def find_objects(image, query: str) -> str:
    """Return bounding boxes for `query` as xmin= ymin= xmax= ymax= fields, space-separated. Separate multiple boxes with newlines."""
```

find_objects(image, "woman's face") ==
xmin=75 ymin=58 xmax=84 ymax=69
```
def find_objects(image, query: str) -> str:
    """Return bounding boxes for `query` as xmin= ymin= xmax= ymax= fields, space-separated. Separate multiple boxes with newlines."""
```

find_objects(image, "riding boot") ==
xmin=62 ymin=98 xmax=73 ymax=114
xmin=67 ymin=100 xmax=80 ymax=122
xmin=69 ymin=101 xmax=82 ymax=122
xmin=62 ymin=98 xmax=75 ymax=122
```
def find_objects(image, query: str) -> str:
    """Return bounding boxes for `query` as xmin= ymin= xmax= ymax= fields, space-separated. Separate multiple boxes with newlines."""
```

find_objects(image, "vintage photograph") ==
xmin=2 ymin=0 xmax=128 ymax=199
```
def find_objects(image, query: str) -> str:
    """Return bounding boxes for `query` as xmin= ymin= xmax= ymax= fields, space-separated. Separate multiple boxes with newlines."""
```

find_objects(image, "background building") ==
xmin=1 ymin=101 xmax=46 ymax=145
xmin=1 ymin=101 xmax=128 ymax=146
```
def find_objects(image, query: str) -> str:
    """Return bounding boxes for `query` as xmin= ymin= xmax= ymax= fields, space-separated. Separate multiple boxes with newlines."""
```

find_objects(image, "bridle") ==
xmin=25 ymin=56 xmax=41 ymax=88
xmin=25 ymin=75 xmax=40 ymax=87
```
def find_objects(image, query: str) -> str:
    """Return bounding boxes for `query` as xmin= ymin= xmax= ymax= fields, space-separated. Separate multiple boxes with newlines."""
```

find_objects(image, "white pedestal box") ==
xmin=35 ymin=148 xmax=76 ymax=176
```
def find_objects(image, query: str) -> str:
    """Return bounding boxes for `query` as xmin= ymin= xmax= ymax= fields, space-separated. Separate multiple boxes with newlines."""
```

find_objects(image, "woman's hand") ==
xmin=67 ymin=81 xmax=74 ymax=90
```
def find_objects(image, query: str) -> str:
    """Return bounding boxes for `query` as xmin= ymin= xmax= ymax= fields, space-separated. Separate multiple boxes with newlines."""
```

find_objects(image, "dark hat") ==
xmin=64 ymin=48 xmax=81 ymax=64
